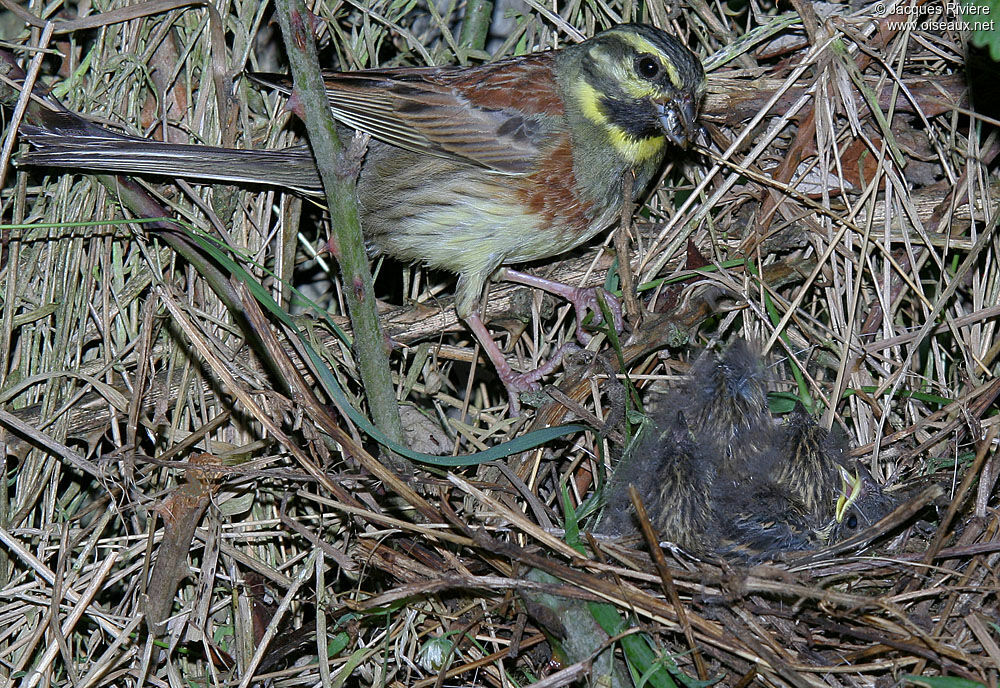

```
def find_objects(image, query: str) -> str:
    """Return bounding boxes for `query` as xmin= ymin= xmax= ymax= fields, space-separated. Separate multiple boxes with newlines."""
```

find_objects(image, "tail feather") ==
xmin=18 ymin=109 xmax=323 ymax=195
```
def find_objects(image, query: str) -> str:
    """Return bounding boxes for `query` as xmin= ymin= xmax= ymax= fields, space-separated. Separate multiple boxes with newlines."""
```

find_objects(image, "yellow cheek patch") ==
xmin=576 ymin=80 xmax=606 ymax=127
xmin=575 ymin=81 xmax=666 ymax=164
xmin=607 ymin=127 xmax=666 ymax=164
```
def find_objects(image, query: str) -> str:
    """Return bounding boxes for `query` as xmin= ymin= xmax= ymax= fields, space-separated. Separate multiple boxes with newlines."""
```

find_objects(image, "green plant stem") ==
xmin=272 ymin=0 xmax=409 ymax=474
xmin=459 ymin=0 xmax=494 ymax=53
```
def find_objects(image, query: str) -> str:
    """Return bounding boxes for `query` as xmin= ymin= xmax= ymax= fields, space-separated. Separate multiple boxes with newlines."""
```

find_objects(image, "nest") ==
xmin=0 ymin=0 xmax=997 ymax=686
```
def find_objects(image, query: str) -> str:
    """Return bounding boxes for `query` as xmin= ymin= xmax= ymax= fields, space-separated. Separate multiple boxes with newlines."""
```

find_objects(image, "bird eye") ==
xmin=846 ymin=514 xmax=858 ymax=529
xmin=635 ymin=55 xmax=661 ymax=79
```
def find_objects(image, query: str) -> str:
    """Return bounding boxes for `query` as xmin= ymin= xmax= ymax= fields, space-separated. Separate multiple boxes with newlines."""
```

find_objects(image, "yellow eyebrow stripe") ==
xmin=606 ymin=29 xmax=682 ymax=88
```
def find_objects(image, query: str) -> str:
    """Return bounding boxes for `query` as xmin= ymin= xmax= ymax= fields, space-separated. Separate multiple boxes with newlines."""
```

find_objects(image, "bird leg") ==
xmin=464 ymin=312 xmax=577 ymax=414
xmin=499 ymin=268 xmax=623 ymax=344
xmin=462 ymin=268 xmax=620 ymax=413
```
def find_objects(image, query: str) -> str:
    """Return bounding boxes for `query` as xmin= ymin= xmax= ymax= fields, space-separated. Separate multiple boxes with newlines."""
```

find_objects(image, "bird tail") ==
xmin=18 ymin=107 xmax=323 ymax=195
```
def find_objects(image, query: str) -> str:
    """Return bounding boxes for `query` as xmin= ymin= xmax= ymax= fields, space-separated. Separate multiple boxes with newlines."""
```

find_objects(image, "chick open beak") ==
xmin=656 ymin=97 xmax=698 ymax=148
xmin=835 ymin=466 xmax=864 ymax=523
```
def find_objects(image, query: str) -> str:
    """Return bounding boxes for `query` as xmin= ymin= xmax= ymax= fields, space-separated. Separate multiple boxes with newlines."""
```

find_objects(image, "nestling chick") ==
xmin=715 ymin=481 xmax=826 ymax=561
xmin=826 ymin=464 xmax=895 ymax=543
xmin=685 ymin=341 xmax=778 ymax=476
xmin=716 ymin=398 xmax=896 ymax=560
xmin=686 ymin=341 xmax=768 ymax=439
xmin=594 ymin=408 xmax=715 ymax=550
xmin=598 ymin=340 xmax=896 ymax=562
xmin=646 ymin=413 xmax=717 ymax=551
xmin=773 ymin=406 xmax=895 ymax=546
xmin=772 ymin=404 xmax=850 ymax=523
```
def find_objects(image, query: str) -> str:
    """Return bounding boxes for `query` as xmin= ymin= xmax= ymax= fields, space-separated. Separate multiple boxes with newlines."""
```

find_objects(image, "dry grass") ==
xmin=0 ymin=0 xmax=997 ymax=686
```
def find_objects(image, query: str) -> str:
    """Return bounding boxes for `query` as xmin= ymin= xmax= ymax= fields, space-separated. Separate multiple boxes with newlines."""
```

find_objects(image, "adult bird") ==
xmin=18 ymin=24 xmax=706 ymax=413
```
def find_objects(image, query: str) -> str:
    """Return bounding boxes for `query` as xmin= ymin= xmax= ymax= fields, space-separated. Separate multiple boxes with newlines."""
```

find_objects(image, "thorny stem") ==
xmin=272 ymin=0 xmax=409 ymax=474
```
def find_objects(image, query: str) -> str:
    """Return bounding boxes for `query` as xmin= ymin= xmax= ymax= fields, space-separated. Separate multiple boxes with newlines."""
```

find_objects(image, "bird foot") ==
xmin=567 ymin=286 xmax=623 ymax=345
xmin=465 ymin=313 xmax=580 ymax=415
xmin=505 ymin=343 xmax=579 ymax=388
xmin=500 ymin=268 xmax=623 ymax=345
xmin=499 ymin=343 xmax=580 ymax=414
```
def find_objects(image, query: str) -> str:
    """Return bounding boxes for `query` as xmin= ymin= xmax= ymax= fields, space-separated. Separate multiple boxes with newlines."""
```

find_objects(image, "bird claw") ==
xmin=501 ymin=343 xmax=580 ymax=414
xmin=568 ymin=287 xmax=623 ymax=345
xmin=499 ymin=269 xmax=624 ymax=345
xmin=466 ymin=312 xmax=585 ymax=416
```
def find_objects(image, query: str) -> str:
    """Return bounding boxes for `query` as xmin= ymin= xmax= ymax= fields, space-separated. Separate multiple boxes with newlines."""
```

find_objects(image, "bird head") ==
xmin=563 ymin=24 xmax=706 ymax=166
xmin=830 ymin=463 xmax=896 ymax=542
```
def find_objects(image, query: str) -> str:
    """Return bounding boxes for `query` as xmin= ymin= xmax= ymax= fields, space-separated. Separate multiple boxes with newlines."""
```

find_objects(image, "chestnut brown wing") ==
xmin=250 ymin=53 xmax=564 ymax=175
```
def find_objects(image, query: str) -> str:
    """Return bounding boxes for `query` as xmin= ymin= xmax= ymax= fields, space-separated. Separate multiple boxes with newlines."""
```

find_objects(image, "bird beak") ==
xmin=656 ymin=97 xmax=698 ymax=148
xmin=835 ymin=467 xmax=863 ymax=523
